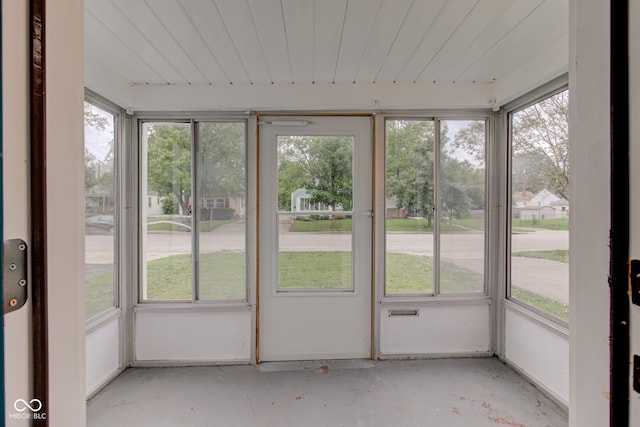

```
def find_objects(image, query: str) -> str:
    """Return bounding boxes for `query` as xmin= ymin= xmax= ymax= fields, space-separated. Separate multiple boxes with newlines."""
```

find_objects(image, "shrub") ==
xmin=212 ymin=207 xmax=235 ymax=220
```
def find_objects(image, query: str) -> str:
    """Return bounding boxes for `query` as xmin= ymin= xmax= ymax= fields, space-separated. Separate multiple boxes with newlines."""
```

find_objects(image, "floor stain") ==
xmin=493 ymin=418 xmax=526 ymax=427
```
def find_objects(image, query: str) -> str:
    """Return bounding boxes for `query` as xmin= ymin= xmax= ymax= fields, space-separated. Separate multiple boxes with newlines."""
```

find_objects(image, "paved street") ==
xmin=85 ymin=222 xmax=569 ymax=304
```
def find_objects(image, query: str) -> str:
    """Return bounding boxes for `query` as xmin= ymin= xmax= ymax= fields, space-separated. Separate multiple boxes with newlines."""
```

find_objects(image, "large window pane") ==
xmin=385 ymin=120 xmax=435 ymax=295
xmin=197 ymin=122 xmax=246 ymax=300
xmin=142 ymin=122 xmax=192 ymax=301
xmin=510 ymin=90 xmax=569 ymax=322
xmin=439 ymin=120 xmax=485 ymax=293
xmin=84 ymin=101 xmax=116 ymax=318
xmin=277 ymin=135 xmax=353 ymax=291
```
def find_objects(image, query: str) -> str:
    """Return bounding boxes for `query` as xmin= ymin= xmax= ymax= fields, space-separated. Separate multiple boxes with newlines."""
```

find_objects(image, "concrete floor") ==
xmin=87 ymin=358 xmax=567 ymax=427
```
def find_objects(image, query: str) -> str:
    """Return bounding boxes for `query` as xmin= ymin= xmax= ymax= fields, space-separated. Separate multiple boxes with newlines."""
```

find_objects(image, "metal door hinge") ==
xmin=3 ymin=239 xmax=28 ymax=315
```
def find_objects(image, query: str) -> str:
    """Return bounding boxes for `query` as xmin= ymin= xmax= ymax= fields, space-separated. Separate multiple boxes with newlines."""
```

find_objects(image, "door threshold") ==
xmin=257 ymin=359 xmax=375 ymax=373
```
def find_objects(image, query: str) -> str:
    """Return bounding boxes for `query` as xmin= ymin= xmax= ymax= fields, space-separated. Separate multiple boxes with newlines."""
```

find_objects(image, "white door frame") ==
xmin=257 ymin=115 xmax=373 ymax=361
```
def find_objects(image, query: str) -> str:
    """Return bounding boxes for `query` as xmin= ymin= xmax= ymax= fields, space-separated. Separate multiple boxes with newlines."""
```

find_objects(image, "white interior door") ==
xmin=258 ymin=116 xmax=372 ymax=361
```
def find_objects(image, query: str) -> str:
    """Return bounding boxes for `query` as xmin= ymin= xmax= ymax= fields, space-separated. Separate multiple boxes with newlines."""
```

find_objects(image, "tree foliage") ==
xmin=512 ymin=90 xmax=569 ymax=199
xmin=277 ymin=136 xmax=353 ymax=214
xmin=453 ymin=90 xmax=569 ymax=200
xmin=199 ymin=122 xmax=246 ymax=199
xmin=84 ymin=102 xmax=114 ymax=197
xmin=386 ymin=120 xmax=435 ymax=219
xmin=146 ymin=123 xmax=192 ymax=214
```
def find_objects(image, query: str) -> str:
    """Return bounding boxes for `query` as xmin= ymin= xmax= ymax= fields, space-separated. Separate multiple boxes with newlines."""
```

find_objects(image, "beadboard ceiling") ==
xmin=85 ymin=0 xmax=568 ymax=90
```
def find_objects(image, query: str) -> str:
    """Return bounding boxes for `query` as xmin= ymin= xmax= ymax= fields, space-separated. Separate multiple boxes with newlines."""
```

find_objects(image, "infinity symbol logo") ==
xmin=14 ymin=399 xmax=43 ymax=412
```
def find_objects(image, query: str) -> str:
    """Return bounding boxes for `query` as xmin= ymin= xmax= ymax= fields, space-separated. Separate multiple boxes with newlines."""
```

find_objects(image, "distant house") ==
xmin=290 ymin=187 xmax=332 ymax=212
xmin=513 ymin=188 xmax=569 ymax=220
xmin=386 ymin=196 xmax=406 ymax=218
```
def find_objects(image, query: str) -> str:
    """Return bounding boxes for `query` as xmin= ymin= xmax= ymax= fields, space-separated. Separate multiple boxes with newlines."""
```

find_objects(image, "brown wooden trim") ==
xmin=30 ymin=0 xmax=48 ymax=425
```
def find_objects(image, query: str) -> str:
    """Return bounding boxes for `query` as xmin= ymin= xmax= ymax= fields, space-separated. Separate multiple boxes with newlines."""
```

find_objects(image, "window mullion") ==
xmin=434 ymin=119 xmax=441 ymax=296
xmin=192 ymin=119 xmax=199 ymax=302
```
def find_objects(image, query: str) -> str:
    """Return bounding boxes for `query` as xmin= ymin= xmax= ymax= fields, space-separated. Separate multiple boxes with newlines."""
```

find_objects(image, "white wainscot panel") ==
xmin=380 ymin=303 xmax=491 ymax=356
xmin=504 ymin=307 xmax=569 ymax=405
xmin=135 ymin=310 xmax=251 ymax=362
xmin=86 ymin=317 xmax=121 ymax=396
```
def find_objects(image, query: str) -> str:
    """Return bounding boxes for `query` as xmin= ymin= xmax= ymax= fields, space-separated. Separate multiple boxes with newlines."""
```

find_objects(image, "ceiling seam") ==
xmin=109 ymin=0 xmax=189 ymax=84
xmin=211 ymin=0 xmax=254 ymax=85
xmin=246 ymin=0 xmax=275 ymax=85
xmin=178 ymin=0 xmax=231 ymax=85
xmin=413 ymin=0 xmax=481 ymax=84
xmin=145 ymin=0 xmax=211 ymax=85
xmin=453 ymin=0 xmax=546 ymax=83
xmin=391 ymin=0 xmax=448 ymax=85
xmin=331 ymin=0 xmax=349 ymax=84
xmin=352 ymin=0 xmax=384 ymax=84
xmin=280 ymin=0 xmax=295 ymax=84
xmin=372 ymin=0 xmax=416 ymax=84
xmin=86 ymin=7 xmax=166 ymax=84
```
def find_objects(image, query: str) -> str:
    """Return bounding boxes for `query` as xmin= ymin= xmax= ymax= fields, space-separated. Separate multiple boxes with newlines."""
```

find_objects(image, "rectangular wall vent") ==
xmin=388 ymin=309 xmax=419 ymax=317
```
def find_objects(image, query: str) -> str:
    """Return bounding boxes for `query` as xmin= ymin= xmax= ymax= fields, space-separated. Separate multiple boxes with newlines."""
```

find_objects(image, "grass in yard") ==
xmin=279 ymin=252 xmax=352 ymax=288
xmin=512 ymin=218 xmax=569 ymax=231
xmin=86 ymin=252 xmax=564 ymax=323
xmin=144 ymin=252 xmax=246 ymax=300
xmin=511 ymin=287 xmax=569 ymax=323
xmin=86 ymin=272 xmax=115 ymax=319
xmin=512 ymin=250 xmax=568 ymax=263
xmin=385 ymin=253 xmax=483 ymax=294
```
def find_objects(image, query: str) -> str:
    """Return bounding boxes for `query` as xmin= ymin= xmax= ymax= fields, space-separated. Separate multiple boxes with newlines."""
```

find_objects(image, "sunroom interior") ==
xmin=28 ymin=0 xmax=614 ymax=425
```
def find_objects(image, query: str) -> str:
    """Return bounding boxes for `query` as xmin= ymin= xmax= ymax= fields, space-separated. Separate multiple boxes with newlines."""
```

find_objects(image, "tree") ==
xmin=386 ymin=120 xmax=436 ymax=225
xmin=277 ymin=136 xmax=353 ymax=228
xmin=198 ymin=123 xmax=245 ymax=220
xmin=454 ymin=90 xmax=569 ymax=200
xmin=306 ymin=136 xmax=353 ymax=213
xmin=512 ymin=91 xmax=569 ymax=199
xmin=146 ymin=123 xmax=192 ymax=215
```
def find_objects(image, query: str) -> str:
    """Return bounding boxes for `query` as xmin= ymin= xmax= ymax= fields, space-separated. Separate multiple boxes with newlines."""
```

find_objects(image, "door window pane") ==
xmin=197 ymin=122 xmax=246 ymax=300
xmin=385 ymin=120 xmax=435 ymax=295
xmin=510 ymin=90 xmax=569 ymax=323
xmin=84 ymin=101 xmax=116 ymax=318
xmin=141 ymin=122 xmax=192 ymax=301
xmin=439 ymin=120 xmax=485 ymax=293
xmin=277 ymin=135 xmax=354 ymax=291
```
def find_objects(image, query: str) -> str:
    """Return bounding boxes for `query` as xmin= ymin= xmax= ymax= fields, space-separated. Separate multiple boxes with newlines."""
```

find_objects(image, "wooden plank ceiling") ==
xmin=85 ymin=0 xmax=568 ymax=87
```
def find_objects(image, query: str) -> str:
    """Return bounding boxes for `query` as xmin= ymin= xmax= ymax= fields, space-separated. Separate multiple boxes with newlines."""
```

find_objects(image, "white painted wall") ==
xmin=3 ymin=1 xmax=32 ymax=425
xmin=132 ymin=81 xmax=496 ymax=112
xmin=630 ymin=0 xmax=640 ymax=422
xmin=379 ymin=303 xmax=491 ymax=356
xmin=569 ymin=0 xmax=611 ymax=426
xmin=134 ymin=310 xmax=251 ymax=362
xmin=504 ymin=307 xmax=569 ymax=405
xmin=86 ymin=318 xmax=120 ymax=396
xmin=46 ymin=0 xmax=86 ymax=425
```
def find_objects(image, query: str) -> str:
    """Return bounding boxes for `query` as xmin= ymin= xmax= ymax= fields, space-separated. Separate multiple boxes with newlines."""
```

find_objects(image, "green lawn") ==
xmin=512 ymin=218 xmax=569 ymax=231
xmin=87 ymin=250 xmax=565 ymax=323
xmin=511 ymin=287 xmax=569 ymax=323
xmin=512 ymin=249 xmax=568 ymax=263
